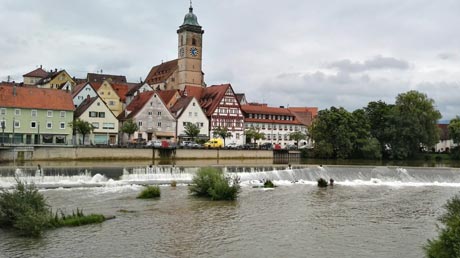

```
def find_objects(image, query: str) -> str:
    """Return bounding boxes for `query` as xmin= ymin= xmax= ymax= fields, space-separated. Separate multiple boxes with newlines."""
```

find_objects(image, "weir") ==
xmin=1 ymin=165 xmax=460 ymax=189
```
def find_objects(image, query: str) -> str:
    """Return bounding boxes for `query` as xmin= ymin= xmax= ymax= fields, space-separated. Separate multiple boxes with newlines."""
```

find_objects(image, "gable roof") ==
xmin=74 ymin=96 xmax=98 ymax=117
xmin=170 ymin=96 xmax=194 ymax=118
xmin=23 ymin=67 xmax=49 ymax=78
xmin=145 ymin=59 xmax=178 ymax=85
xmin=87 ymin=73 xmax=127 ymax=84
xmin=71 ymin=82 xmax=93 ymax=97
xmin=0 ymin=85 xmax=74 ymax=111
xmin=111 ymin=83 xmax=130 ymax=102
xmin=118 ymin=91 xmax=155 ymax=120
xmin=200 ymin=84 xmax=232 ymax=116
xmin=241 ymin=104 xmax=293 ymax=116
xmin=125 ymin=82 xmax=145 ymax=96
xmin=157 ymin=89 xmax=179 ymax=105
xmin=36 ymin=70 xmax=71 ymax=85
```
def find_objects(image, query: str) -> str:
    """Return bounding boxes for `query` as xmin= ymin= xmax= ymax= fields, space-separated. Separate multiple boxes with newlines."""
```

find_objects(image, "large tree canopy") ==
xmin=184 ymin=123 xmax=200 ymax=141
xmin=448 ymin=116 xmax=460 ymax=145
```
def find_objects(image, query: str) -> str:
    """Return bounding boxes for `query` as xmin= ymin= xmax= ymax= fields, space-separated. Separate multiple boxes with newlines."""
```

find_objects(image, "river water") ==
xmin=0 ymin=165 xmax=459 ymax=258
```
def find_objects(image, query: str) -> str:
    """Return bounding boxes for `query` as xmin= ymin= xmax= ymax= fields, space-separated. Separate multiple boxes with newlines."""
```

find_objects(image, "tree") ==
xmin=244 ymin=127 xmax=265 ymax=145
xmin=448 ymin=116 xmax=460 ymax=144
xmin=288 ymin=131 xmax=307 ymax=147
xmin=364 ymin=101 xmax=393 ymax=156
xmin=69 ymin=119 xmax=94 ymax=145
xmin=387 ymin=91 xmax=441 ymax=159
xmin=184 ymin=123 xmax=200 ymax=141
xmin=121 ymin=119 xmax=138 ymax=144
xmin=213 ymin=126 xmax=232 ymax=145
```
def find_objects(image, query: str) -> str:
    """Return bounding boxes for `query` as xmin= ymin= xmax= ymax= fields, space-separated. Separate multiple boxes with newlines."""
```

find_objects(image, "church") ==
xmin=145 ymin=4 xmax=205 ymax=91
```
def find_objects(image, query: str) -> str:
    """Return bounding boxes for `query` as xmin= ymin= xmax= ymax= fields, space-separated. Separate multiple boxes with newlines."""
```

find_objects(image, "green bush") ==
xmin=171 ymin=180 xmax=177 ymax=187
xmin=317 ymin=178 xmax=328 ymax=188
xmin=263 ymin=180 xmax=275 ymax=188
xmin=137 ymin=186 xmax=161 ymax=199
xmin=0 ymin=180 xmax=51 ymax=237
xmin=189 ymin=167 xmax=240 ymax=200
xmin=424 ymin=195 xmax=460 ymax=257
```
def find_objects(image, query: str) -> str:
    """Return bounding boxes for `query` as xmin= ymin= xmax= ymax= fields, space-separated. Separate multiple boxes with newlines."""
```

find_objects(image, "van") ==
xmin=204 ymin=138 xmax=224 ymax=148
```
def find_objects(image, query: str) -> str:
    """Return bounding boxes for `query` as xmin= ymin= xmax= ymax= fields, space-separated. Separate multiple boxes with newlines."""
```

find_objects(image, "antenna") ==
xmin=190 ymin=0 xmax=193 ymax=8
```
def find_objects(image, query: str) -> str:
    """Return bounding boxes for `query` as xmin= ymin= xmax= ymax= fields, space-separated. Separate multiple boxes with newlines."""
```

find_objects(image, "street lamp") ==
xmin=1 ymin=119 xmax=5 ymax=146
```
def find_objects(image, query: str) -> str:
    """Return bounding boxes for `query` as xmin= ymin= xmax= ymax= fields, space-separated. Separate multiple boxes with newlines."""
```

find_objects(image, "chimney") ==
xmin=40 ymin=65 xmax=42 ymax=69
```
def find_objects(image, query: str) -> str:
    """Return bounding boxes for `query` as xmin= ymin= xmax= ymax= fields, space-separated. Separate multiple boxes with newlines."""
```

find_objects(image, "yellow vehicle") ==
xmin=204 ymin=138 xmax=224 ymax=148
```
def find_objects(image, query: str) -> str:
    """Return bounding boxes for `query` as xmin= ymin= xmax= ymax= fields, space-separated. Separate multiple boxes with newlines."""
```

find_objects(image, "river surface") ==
xmin=0 ymin=165 xmax=459 ymax=258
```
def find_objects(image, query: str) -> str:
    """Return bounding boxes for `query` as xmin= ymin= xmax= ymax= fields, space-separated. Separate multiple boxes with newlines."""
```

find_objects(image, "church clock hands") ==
xmin=190 ymin=47 xmax=199 ymax=56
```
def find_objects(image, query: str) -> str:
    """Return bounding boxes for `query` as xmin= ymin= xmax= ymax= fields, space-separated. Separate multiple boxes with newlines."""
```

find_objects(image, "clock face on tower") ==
xmin=179 ymin=48 xmax=185 ymax=57
xmin=190 ymin=47 xmax=199 ymax=57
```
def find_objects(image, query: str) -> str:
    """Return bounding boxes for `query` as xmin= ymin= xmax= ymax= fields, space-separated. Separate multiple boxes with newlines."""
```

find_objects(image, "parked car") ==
xmin=225 ymin=142 xmax=239 ymax=149
xmin=146 ymin=140 xmax=162 ymax=148
xmin=204 ymin=138 xmax=224 ymax=148
xmin=187 ymin=141 xmax=201 ymax=148
xmin=129 ymin=138 xmax=147 ymax=145
xmin=242 ymin=143 xmax=257 ymax=150
xmin=260 ymin=142 xmax=273 ymax=150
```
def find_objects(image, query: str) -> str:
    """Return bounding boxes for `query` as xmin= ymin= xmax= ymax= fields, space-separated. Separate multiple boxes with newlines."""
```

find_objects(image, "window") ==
xmin=1 ymin=120 xmax=6 ymax=129
xmin=89 ymin=112 xmax=97 ymax=117
xmin=97 ymin=102 xmax=101 ymax=106
xmin=14 ymin=120 xmax=20 ymax=128
xmin=194 ymin=112 xmax=198 ymax=117
xmin=200 ymin=123 xmax=204 ymax=127
xmin=157 ymin=122 xmax=162 ymax=127
xmin=108 ymin=92 xmax=111 ymax=95
xmin=92 ymin=122 xmax=99 ymax=129
xmin=60 ymin=111 xmax=66 ymax=118
xmin=158 ymin=111 xmax=161 ymax=116
xmin=192 ymin=38 xmax=196 ymax=45
xmin=47 ymin=122 xmax=52 ymax=129
xmin=148 ymin=111 xmax=153 ymax=116
xmin=31 ymin=121 xmax=37 ymax=128
xmin=138 ymin=121 xmax=143 ymax=127
xmin=103 ymin=123 xmax=115 ymax=129
xmin=193 ymin=102 xmax=196 ymax=106
xmin=1 ymin=108 xmax=6 ymax=115
xmin=60 ymin=122 xmax=65 ymax=129
xmin=189 ymin=112 xmax=192 ymax=117
xmin=100 ymin=92 xmax=104 ymax=95
xmin=98 ymin=112 xmax=105 ymax=118
xmin=108 ymin=101 xmax=115 ymax=106
xmin=15 ymin=109 xmax=21 ymax=116
xmin=47 ymin=110 xmax=53 ymax=117
xmin=31 ymin=110 xmax=37 ymax=117
xmin=236 ymin=133 xmax=240 ymax=139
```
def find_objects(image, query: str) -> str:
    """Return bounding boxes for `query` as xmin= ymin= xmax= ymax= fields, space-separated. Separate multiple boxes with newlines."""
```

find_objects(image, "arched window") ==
xmin=192 ymin=38 xmax=196 ymax=46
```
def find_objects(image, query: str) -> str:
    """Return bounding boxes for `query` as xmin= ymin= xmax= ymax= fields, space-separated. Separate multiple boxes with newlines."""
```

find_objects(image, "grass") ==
xmin=189 ymin=167 xmax=240 ymax=201
xmin=49 ymin=209 xmax=106 ymax=227
xmin=137 ymin=186 xmax=161 ymax=199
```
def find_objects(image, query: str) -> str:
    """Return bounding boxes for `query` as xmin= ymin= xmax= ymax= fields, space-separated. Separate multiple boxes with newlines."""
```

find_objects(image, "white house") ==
xmin=71 ymin=82 xmax=98 ymax=108
xmin=170 ymin=96 xmax=209 ymax=142
xmin=74 ymin=96 xmax=119 ymax=145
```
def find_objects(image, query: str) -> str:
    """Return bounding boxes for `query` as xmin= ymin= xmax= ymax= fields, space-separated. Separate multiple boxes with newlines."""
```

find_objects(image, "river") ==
xmin=0 ymin=164 xmax=459 ymax=258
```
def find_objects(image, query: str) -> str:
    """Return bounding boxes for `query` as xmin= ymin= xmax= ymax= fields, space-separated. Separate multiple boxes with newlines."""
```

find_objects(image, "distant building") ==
xmin=86 ymin=73 xmax=127 ymax=84
xmin=0 ymin=84 xmax=74 ymax=145
xmin=435 ymin=124 xmax=456 ymax=152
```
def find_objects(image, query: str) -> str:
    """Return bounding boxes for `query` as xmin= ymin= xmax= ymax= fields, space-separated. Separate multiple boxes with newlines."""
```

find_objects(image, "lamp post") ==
xmin=1 ymin=119 xmax=5 ymax=146
xmin=37 ymin=122 xmax=40 ymax=145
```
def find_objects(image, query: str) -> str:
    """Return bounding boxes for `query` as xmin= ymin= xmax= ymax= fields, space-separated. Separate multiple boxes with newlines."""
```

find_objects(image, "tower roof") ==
xmin=182 ymin=4 xmax=200 ymax=27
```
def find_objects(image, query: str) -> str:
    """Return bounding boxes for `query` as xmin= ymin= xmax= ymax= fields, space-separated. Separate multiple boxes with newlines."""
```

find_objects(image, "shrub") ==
xmin=189 ymin=167 xmax=240 ymax=200
xmin=171 ymin=180 xmax=177 ymax=187
xmin=317 ymin=178 xmax=328 ymax=188
xmin=137 ymin=186 xmax=161 ymax=199
xmin=0 ymin=180 xmax=51 ymax=237
xmin=424 ymin=195 xmax=460 ymax=257
xmin=263 ymin=179 xmax=275 ymax=188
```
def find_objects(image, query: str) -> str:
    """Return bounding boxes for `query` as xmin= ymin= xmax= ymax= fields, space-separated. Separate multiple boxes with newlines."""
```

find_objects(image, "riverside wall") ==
xmin=0 ymin=147 xmax=273 ymax=162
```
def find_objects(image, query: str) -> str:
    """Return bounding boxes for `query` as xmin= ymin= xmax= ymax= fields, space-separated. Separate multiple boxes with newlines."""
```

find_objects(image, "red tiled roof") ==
xmin=241 ymin=104 xmax=292 ymax=116
xmin=89 ymin=82 xmax=103 ymax=91
xmin=170 ymin=96 xmax=193 ymax=117
xmin=184 ymin=85 xmax=204 ymax=100
xmin=0 ymin=85 xmax=74 ymax=111
xmin=23 ymin=67 xmax=49 ymax=78
xmin=118 ymin=91 xmax=155 ymax=120
xmin=200 ymin=84 xmax=232 ymax=116
xmin=74 ymin=96 xmax=98 ymax=117
xmin=111 ymin=83 xmax=129 ymax=102
xmin=71 ymin=82 xmax=91 ymax=97
xmin=145 ymin=59 xmax=178 ymax=85
xmin=289 ymin=107 xmax=318 ymax=117
xmin=438 ymin=124 xmax=449 ymax=141
xmin=87 ymin=73 xmax=127 ymax=83
xmin=157 ymin=89 xmax=179 ymax=105
xmin=244 ymin=118 xmax=302 ymax=125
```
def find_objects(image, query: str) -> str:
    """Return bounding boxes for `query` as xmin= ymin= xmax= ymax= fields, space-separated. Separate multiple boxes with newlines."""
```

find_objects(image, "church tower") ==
xmin=177 ymin=3 xmax=204 ymax=90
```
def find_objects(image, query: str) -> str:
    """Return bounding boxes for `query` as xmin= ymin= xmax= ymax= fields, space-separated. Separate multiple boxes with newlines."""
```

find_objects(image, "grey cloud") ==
xmin=328 ymin=56 xmax=410 ymax=73
xmin=438 ymin=52 xmax=459 ymax=60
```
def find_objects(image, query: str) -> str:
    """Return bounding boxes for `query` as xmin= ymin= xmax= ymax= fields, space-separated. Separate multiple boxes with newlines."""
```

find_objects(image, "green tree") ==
xmin=364 ymin=101 xmax=393 ymax=156
xmin=424 ymin=195 xmax=460 ymax=258
xmin=213 ymin=126 xmax=232 ymax=145
xmin=387 ymin=91 xmax=441 ymax=159
xmin=244 ymin=127 xmax=265 ymax=145
xmin=121 ymin=119 xmax=139 ymax=145
xmin=184 ymin=123 xmax=200 ymax=141
xmin=69 ymin=119 xmax=94 ymax=145
xmin=448 ymin=116 xmax=460 ymax=144
xmin=288 ymin=131 xmax=307 ymax=147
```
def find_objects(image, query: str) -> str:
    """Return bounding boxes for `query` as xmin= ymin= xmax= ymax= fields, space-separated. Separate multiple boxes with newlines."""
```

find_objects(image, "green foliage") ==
xmin=451 ymin=147 xmax=460 ymax=160
xmin=49 ymin=208 xmax=105 ymax=227
xmin=121 ymin=119 xmax=139 ymax=144
xmin=424 ymin=195 xmax=460 ymax=257
xmin=317 ymin=178 xmax=328 ymax=188
xmin=263 ymin=180 xmax=275 ymax=188
xmin=213 ymin=126 xmax=233 ymax=145
xmin=288 ymin=131 xmax=307 ymax=147
xmin=245 ymin=127 xmax=265 ymax=144
xmin=189 ymin=167 xmax=240 ymax=201
xmin=0 ymin=180 xmax=50 ymax=237
xmin=184 ymin=123 xmax=201 ymax=141
xmin=357 ymin=137 xmax=382 ymax=160
xmin=137 ymin=186 xmax=161 ymax=199
xmin=69 ymin=119 xmax=95 ymax=145
xmin=449 ymin=116 xmax=460 ymax=145
xmin=170 ymin=180 xmax=177 ymax=187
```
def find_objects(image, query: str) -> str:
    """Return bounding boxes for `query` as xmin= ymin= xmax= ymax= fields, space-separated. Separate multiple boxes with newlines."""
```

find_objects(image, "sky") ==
xmin=1 ymin=0 xmax=460 ymax=120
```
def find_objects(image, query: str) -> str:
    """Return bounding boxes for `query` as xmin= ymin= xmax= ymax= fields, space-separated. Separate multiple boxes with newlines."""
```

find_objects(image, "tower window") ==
xmin=192 ymin=38 xmax=196 ymax=46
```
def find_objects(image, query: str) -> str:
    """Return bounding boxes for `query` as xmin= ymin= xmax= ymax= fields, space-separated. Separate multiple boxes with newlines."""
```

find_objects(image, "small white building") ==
xmin=170 ymin=96 xmax=209 ymax=142
xmin=71 ymin=82 xmax=98 ymax=108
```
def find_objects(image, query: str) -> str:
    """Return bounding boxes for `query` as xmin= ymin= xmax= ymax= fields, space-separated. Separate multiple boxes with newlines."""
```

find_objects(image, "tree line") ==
xmin=308 ymin=90 xmax=460 ymax=160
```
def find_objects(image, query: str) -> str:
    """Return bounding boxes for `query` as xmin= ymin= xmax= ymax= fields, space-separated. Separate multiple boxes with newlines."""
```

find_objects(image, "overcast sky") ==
xmin=1 ymin=0 xmax=460 ymax=120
